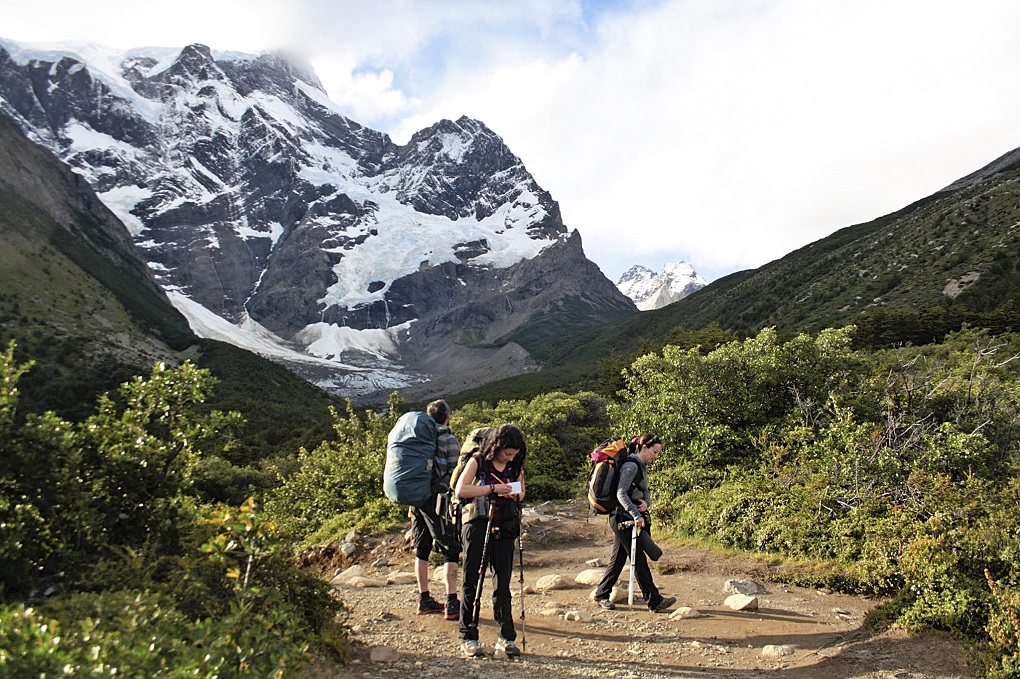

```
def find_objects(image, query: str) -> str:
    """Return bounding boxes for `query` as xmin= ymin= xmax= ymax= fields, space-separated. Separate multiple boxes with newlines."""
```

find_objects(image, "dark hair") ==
xmin=630 ymin=434 xmax=660 ymax=453
xmin=479 ymin=424 xmax=527 ymax=477
xmin=426 ymin=399 xmax=450 ymax=424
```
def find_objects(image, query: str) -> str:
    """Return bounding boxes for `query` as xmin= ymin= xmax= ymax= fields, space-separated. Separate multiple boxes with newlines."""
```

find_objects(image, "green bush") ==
xmin=609 ymin=325 xmax=1020 ymax=648
xmin=985 ymin=571 xmax=1020 ymax=678
xmin=266 ymin=395 xmax=401 ymax=541
xmin=0 ymin=343 xmax=349 ymax=675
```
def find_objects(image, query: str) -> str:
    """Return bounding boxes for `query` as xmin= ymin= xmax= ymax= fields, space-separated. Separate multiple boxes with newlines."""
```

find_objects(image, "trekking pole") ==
xmin=471 ymin=498 xmax=498 ymax=631
xmin=629 ymin=523 xmax=639 ymax=607
xmin=516 ymin=500 xmax=526 ymax=653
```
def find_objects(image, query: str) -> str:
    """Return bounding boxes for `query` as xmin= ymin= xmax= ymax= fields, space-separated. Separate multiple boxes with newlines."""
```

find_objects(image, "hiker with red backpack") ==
xmin=592 ymin=434 xmax=676 ymax=613
xmin=454 ymin=424 xmax=527 ymax=658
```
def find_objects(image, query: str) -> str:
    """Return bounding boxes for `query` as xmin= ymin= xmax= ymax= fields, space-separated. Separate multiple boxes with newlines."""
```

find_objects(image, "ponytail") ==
xmin=631 ymin=434 xmax=661 ymax=454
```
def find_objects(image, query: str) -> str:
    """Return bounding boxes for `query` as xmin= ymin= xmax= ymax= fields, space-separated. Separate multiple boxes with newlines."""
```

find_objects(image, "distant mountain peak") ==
xmin=617 ymin=261 xmax=706 ymax=311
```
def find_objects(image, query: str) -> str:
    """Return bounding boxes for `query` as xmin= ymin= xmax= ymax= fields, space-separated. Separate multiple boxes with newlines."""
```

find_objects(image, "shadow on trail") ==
xmin=478 ymin=617 xmax=972 ymax=678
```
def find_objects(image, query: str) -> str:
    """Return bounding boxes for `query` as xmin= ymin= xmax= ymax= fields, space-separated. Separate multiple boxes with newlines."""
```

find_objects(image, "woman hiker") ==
xmin=454 ymin=424 xmax=527 ymax=657
xmin=593 ymin=434 xmax=676 ymax=613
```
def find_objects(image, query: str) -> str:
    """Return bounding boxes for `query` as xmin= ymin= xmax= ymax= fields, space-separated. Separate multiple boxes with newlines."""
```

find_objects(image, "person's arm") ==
xmin=615 ymin=460 xmax=641 ymax=521
xmin=445 ymin=435 xmax=461 ymax=476
xmin=454 ymin=456 xmax=511 ymax=499
xmin=435 ymin=433 xmax=458 ymax=483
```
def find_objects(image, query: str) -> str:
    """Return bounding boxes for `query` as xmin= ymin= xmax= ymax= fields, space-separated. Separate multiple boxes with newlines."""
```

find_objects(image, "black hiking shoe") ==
xmin=649 ymin=595 xmax=676 ymax=612
xmin=444 ymin=597 xmax=460 ymax=621
xmin=596 ymin=598 xmax=616 ymax=610
xmin=417 ymin=594 xmax=444 ymax=615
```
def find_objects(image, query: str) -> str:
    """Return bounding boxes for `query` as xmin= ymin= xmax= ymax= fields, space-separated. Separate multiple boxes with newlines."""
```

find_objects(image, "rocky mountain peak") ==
xmin=160 ymin=43 xmax=224 ymax=84
xmin=617 ymin=261 xmax=707 ymax=311
xmin=0 ymin=38 xmax=635 ymax=399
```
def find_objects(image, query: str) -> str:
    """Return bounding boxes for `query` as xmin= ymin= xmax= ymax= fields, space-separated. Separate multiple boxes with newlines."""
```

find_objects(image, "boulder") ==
xmin=574 ymin=568 xmax=604 ymax=586
xmin=330 ymin=564 xmax=366 ymax=585
xmin=723 ymin=578 xmax=767 ymax=595
xmin=724 ymin=593 xmax=759 ymax=611
xmin=369 ymin=646 xmax=400 ymax=662
xmin=344 ymin=575 xmax=388 ymax=588
xmin=669 ymin=607 xmax=702 ymax=620
xmin=565 ymin=609 xmax=594 ymax=622
xmin=587 ymin=584 xmax=626 ymax=603
xmin=385 ymin=570 xmax=417 ymax=586
xmin=535 ymin=574 xmax=573 ymax=591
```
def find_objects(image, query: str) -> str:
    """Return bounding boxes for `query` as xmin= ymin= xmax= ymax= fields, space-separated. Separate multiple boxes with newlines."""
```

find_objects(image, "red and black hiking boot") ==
xmin=417 ymin=593 xmax=444 ymax=615
xmin=444 ymin=597 xmax=460 ymax=621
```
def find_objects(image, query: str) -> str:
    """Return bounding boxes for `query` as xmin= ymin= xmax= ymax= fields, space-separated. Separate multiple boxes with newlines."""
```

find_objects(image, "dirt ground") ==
xmin=320 ymin=500 xmax=975 ymax=678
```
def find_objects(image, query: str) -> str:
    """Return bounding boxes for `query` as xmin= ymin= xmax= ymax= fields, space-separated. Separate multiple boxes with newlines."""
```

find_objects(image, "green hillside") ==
xmin=0 ymin=116 xmax=336 ymax=464
xmin=454 ymin=151 xmax=1020 ymax=404
xmin=644 ymin=161 xmax=1020 ymax=338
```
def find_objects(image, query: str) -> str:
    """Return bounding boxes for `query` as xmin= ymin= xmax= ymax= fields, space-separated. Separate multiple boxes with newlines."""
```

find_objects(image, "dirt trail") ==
xmin=324 ymin=500 xmax=973 ymax=678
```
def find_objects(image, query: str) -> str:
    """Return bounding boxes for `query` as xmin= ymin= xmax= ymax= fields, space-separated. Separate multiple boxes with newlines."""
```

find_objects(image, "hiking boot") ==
xmin=461 ymin=639 xmax=484 ymax=657
xmin=444 ymin=597 xmax=460 ymax=621
xmin=649 ymin=595 xmax=676 ymax=612
xmin=417 ymin=594 xmax=444 ymax=615
xmin=494 ymin=637 xmax=521 ymax=657
xmin=596 ymin=598 xmax=616 ymax=611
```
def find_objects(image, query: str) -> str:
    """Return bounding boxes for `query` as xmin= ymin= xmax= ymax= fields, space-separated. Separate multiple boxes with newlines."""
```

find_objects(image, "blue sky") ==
xmin=3 ymin=0 xmax=1020 ymax=283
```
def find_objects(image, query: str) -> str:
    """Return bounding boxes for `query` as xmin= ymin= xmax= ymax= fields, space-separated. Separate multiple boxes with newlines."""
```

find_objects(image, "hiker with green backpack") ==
xmin=453 ymin=424 xmax=527 ymax=658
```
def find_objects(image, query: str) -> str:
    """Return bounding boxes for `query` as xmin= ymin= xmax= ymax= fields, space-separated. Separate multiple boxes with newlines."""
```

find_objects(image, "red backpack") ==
xmin=586 ymin=438 xmax=632 ymax=515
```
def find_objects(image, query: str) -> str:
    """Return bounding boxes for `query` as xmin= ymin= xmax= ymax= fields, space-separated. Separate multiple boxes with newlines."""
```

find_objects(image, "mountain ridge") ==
xmin=0 ymin=38 xmax=636 ymax=399
xmin=450 ymin=142 xmax=1020 ymax=404
xmin=617 ymin=261 xmax=707 ymax=311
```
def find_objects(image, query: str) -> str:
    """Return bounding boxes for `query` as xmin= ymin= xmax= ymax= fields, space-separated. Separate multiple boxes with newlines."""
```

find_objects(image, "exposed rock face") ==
xmin=0 ymin=39 xmax=635 ymax=396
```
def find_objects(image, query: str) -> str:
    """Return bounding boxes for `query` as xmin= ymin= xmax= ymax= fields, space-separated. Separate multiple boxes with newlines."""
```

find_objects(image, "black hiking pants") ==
xmin=594 ymin=512 xmax=662 ymax=608
xmin=411 ymin=493 xmax=460 ymax=562
xmin=459 ymin=517 xmax=516 ymax=642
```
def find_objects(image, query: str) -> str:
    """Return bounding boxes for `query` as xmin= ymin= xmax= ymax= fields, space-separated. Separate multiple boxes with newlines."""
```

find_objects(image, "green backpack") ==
xmin=449 ymin=427 xmax=494 ymax=523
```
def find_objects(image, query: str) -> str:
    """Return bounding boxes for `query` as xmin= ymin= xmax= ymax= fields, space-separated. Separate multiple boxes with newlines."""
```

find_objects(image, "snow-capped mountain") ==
xmin=617 ymin=261 xmax=706 ymax=311
xmin=0 ymin=39 xmax=635 ymax=397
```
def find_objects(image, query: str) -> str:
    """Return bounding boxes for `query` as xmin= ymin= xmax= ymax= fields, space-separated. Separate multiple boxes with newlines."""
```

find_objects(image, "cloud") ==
xmin=3 ymin=0 xmax=1020 ymax=284
xmin=374 ymin=0 xmax=1020 ymax=281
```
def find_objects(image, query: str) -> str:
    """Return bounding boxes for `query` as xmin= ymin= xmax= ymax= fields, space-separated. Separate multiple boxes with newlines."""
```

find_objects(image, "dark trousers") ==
xmin=411 ymin=494 xmax=460 ymax=563
xmin=459 ymin=518 xmax=516 ymax=642
xmin=593 ymin=513 xmax=661 ymax=608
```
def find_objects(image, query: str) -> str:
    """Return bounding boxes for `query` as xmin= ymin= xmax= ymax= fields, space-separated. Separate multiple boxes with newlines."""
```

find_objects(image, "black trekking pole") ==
xmin=516 ymin=500 xmax=526 ymax=653
xmin=471 ymin=498 xmax=498 ymax=631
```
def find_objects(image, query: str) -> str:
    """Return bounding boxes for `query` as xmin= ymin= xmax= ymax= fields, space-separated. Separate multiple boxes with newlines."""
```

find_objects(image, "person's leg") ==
xmin=410 ymin=506 xmax=443 ymax=613
xmin=594 ymin=522 xmax=629 ymax=602
xmin=420 ymin=496 xmax=461 ymax=599
xmin=638 ymin=527 xmax=674 ymax=610
xmin=443 ymin=558 xmax=460 ymax=620
xmin=491 ymin=540 xmax=516 ymax=641
xmin=634 ymin=543 xmax=659 ymax=605
xmin=459 ymin=519 xmax=485 ymax=642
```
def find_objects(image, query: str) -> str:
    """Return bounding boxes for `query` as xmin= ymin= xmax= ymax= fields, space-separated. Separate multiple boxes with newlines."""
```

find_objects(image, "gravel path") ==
xmin=316 ymin=500 xmax=972 ymax=678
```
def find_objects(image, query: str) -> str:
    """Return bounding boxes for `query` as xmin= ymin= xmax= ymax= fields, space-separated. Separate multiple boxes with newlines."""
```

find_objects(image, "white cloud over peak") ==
xmin=3 ymin=0 xmax=1020 ymax=283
